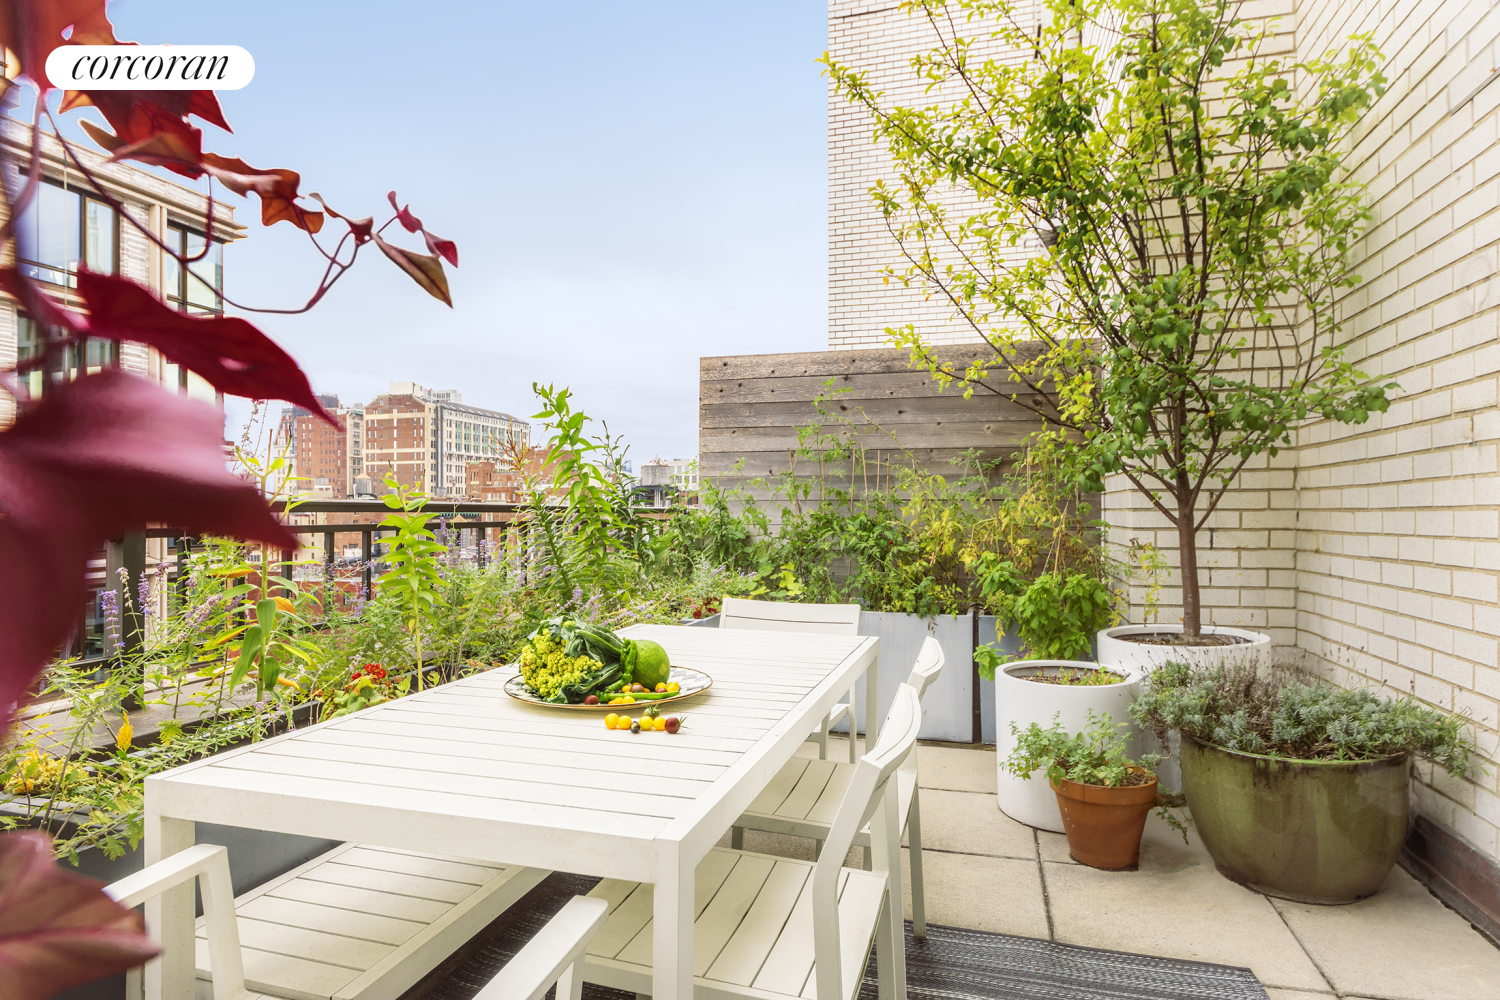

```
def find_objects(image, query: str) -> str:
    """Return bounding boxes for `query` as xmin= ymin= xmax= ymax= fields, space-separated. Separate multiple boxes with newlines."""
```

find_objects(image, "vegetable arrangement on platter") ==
xmin=516 ymin=618 xmax=673 ymax=705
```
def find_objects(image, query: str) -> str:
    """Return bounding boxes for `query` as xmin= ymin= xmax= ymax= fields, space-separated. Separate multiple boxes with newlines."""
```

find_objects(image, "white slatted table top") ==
xmin=149 ymin=624 xmax=879 ymax=882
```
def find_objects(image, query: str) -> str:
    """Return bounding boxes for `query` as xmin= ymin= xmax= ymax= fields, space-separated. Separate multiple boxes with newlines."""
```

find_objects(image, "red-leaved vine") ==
xmin=0 ymin=2 xmax=458 ymax=992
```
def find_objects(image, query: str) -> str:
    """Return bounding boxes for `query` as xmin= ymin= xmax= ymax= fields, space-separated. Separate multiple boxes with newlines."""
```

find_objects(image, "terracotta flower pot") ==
xmin=1050 ymin=771 xmax=1159 ymax=870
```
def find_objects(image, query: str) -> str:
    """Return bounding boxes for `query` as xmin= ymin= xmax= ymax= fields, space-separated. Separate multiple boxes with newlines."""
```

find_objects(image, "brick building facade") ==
xmin=0 ymin=119 xmax=242 ymax=424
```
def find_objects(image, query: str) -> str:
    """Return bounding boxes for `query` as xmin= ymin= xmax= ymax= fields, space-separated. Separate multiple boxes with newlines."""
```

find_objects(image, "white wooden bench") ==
xmin=191 ymin=843 xmax=548 ymax=1000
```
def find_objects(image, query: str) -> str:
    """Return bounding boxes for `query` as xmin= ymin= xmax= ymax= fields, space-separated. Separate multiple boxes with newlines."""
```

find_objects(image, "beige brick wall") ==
xmin=827 ymin=0 xmax=1500 ymax=863
xmin=827 ymin=0 xmax=1038 ymax=349
xmin=1289 ymin=0 xmax=1500 ymax=861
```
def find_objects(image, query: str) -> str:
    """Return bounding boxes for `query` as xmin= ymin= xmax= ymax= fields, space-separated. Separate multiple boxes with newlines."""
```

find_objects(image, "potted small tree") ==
xmin=1004 ymin=712 xmax=1180 ymax=869
xmin=1132 ymin=660 xmax=1478 ymax=903
xmin=823 ymin=0 xmax=1394 ymax=663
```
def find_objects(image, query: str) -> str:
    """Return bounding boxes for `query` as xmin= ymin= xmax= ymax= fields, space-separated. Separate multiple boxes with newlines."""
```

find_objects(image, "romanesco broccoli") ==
xmin=518 ymin=631 xmax=598 ymax=702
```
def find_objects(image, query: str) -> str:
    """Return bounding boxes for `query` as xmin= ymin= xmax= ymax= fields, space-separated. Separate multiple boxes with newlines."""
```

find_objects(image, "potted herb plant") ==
xmin=1004 ymin=711 xmax=1177 ymax=869
xmin=1132 ymin=661 xmax=1478 ymax=903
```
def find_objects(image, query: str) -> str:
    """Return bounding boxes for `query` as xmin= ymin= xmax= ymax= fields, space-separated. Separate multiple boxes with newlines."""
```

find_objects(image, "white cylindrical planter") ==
xmin=1096 ymin=625 xmax=1271 ymax=791
xmin=994 ymin=660 xmax=1145 ymax=833
xmin=1096 ymin=624 xmax=1271 ymax=675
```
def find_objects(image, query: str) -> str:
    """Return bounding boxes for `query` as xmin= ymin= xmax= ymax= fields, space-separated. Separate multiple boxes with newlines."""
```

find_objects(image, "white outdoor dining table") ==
xmin=142 ymin=623 xmax=880 ymax=1000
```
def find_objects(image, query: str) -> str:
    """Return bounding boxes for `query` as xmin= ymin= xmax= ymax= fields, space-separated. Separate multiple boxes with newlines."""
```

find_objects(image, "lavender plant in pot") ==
xmin=1132 ymin=660 xmax=1478 ymax=903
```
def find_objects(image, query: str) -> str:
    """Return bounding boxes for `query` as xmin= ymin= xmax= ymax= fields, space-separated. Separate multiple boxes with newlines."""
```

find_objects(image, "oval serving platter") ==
xmin=503 ymin=665 xmax=712 ymax=710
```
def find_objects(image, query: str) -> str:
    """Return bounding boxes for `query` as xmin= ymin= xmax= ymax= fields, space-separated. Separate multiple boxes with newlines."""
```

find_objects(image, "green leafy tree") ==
xmin=377 ymin=474 xmax=447 ymax=690
xmin=824 ymin=0 xmax=1394 ymax=639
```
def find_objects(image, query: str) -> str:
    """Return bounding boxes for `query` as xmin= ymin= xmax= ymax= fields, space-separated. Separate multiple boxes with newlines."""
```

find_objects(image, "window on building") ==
xmin=15 ymin=312 xmax=118 ymax=400
xmin=14 ymin=175 xmax=119 ymax=287
xmin=162 ymin=224 xmax=225 ymax=314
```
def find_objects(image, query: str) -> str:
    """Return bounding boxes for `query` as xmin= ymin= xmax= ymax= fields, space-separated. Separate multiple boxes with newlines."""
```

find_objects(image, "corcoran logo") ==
xmin=44 ymin=45 xmax=254 ymax=90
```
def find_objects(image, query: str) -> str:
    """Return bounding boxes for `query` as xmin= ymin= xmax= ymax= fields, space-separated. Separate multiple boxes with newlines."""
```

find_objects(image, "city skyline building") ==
xmin=280 ymin=381 xmax=530 ymax=498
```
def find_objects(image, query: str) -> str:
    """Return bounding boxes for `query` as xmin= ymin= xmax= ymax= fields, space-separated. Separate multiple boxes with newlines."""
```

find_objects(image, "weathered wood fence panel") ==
xmin=699 ymin=347 xmax=1044 ymax=502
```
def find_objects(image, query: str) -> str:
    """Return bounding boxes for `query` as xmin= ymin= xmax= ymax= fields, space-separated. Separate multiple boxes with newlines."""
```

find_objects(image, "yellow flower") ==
xmin=4 ymin=750 xmax=67 ymax=795
xmin=116 ymin=716 xmax=134 ymax=753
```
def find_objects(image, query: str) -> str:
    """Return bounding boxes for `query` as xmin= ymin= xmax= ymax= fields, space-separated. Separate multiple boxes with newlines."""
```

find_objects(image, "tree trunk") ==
xmin=1176 ymin=481 xmax=1202 ymax=640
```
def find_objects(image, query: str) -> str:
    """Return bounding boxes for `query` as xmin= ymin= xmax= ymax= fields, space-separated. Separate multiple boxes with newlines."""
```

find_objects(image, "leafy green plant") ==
xmin=824 ymin=0 xmax=1395 ymax=640
xmin=973 ymin=568 xmax=1117 ymax=678
xmin=375 ymin=474 xmax=448 ymax=691
xmin=1131 ymin=661 xmax=1480 ymax=777
xmin=230 ymin=596 xmax=319 ymax=736
xmin=1007 ymin=711 xmax=1187 ymax=839
xmin=1006 ymin=711 xmax=1162 ymax=788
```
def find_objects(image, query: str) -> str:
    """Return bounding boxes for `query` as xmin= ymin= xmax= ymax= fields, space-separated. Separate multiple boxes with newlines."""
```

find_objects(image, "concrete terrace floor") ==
xmin=717 ymin=739 xmax=1500 ymax=1000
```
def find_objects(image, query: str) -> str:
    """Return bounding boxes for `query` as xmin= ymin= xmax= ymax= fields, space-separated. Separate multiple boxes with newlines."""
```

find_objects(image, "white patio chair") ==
xmin=731 ymin=635 xmax=944 ymax=938
xmin=471 ymin=895 xmax=608 ymax=1000
xmin=579 ymin=684 xmax=923 ymax=1000
xmin=109 ymin=846 xmax=607 ymax=1000
xmin=105 ymin=844 xmax=257 ymax=1000
xmin=719 ymin=596 xmax=863 ymax=762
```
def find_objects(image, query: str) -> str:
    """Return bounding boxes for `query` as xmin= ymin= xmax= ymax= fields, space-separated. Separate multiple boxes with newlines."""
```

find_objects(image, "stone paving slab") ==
xmin=1037 ymin=829 xmax=1078 ymax=864
xmin=898 ymin=847 xmax=1050 ymax=938
xmin=914 ymin=743 xmax=997 ymax=793
xmin=779 ymin=738 xmax=1500 ymax=1000
xmin=1044 ymin=856 xmax=1330 ymax=991
xmin=1037 ymin=812 xmax=1330 ymax=992
xmin=1273 ymin=866 xmax=1500 ymax=1000
xmin=902 ymin=787 xmax=1036 ymax=860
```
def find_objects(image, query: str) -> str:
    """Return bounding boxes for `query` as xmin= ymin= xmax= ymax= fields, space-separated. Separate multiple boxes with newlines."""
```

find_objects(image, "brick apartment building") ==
xmin=465 ymin=447 xmax=566 ymax=503
xmin=277 ymin=394 xmax=348 ymax=496
xmin=277 ymin=382 xmax=529 ymax=498
xmin=0 ymin=119 xmax=243 ymax=656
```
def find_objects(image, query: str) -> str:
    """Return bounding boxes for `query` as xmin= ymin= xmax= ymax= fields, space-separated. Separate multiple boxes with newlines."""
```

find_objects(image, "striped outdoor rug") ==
xmin=406 ymin=871 xmax=1268 ymax=1000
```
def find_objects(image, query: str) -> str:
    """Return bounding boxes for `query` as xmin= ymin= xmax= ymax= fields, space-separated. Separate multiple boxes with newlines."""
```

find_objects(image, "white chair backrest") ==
xmin=810 ymin=684 xmax=922 ymax=1000
xmin=106 ymin=844 xmax=248 ymax=1000
xmin=718 ymin=596 xmax=861 ymax=635
xmin=906 ymin=635 xmax=945 ymax=700
xmin=474 ymin=895 xmax=608 ymax=1000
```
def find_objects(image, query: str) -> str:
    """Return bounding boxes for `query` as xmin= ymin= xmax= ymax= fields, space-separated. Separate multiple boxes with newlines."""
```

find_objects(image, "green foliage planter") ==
xmin=1180 ymin=735 xmax=1409 ymax=904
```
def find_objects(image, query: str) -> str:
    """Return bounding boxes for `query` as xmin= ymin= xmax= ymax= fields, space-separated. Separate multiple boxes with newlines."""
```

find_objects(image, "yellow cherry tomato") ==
xmin=622 ymin=695 xmax=636 ymax=704
xmin=668 ymin=682 xmax=680 ymax=693
xmin=655 ymin=682 xmax=668 ymax=693
xmin=605 ymin=713 xmax=619 ymax=729
xmin=656 ymin=717 xmax=669 ymax=731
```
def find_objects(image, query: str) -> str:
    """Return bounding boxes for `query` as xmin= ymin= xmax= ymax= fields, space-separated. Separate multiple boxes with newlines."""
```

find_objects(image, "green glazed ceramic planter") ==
xmin=1179 ymin=734 xmax=1409 ymax=904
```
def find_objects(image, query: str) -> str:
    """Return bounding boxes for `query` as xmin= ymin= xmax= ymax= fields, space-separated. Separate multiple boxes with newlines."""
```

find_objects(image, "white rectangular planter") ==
xmin=694 ymin=609 xmax=1018 ymax=743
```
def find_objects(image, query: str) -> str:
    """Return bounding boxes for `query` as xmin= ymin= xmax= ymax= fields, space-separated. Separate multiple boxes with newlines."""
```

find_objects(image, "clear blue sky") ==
xmin=83 ymin=0 xmax=830 ymax=462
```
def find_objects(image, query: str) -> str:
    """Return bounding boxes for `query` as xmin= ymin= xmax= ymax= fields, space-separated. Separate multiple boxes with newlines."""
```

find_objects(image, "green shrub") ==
xmin=1131 ymin=661 xmax=1478 ymax=778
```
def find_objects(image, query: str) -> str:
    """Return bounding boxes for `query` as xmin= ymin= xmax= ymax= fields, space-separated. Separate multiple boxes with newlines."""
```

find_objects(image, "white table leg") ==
xmin=652 ymin=850 xmax=694 ymax=1000
xmin=143 ymin=793 xmax=195 ymax=1000
xmin=864 ymin=653 xmax=880 ymax=755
